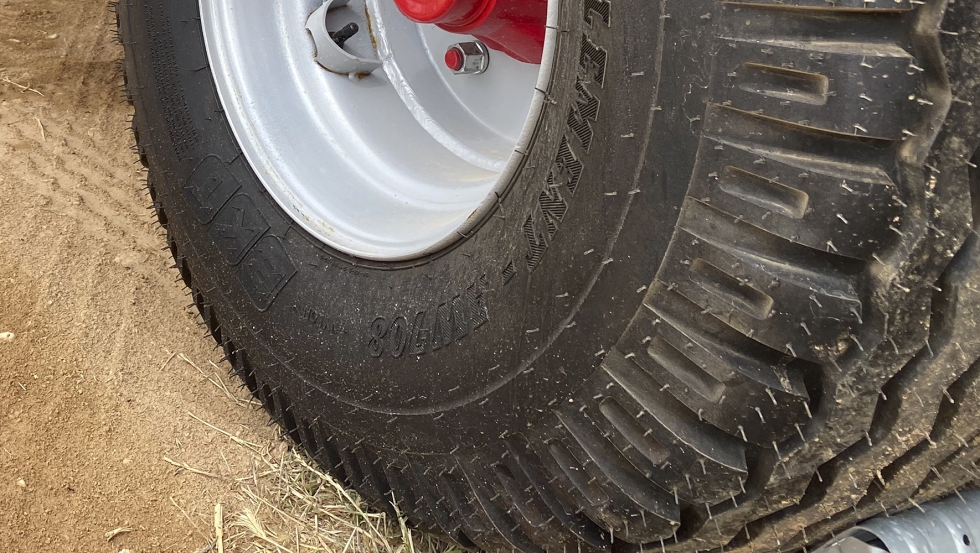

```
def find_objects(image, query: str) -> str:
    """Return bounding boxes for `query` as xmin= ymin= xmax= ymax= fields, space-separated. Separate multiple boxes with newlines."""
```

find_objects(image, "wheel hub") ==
xmin=391 ymin=0 xmax=548 ymax=63
xmin=199 ymin=0 xmax=554 ymax=260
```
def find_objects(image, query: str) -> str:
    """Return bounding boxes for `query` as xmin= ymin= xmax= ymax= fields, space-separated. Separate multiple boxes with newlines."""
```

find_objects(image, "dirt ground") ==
xmin=0 ymin=1 xmax=312 ymax=551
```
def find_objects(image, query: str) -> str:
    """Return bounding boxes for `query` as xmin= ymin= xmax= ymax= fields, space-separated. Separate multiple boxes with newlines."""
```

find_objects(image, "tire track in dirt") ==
xmin=0 ymin=122 xmax=173 ymax=292
xmin=4 ymin=111 xmax=165 ymax=252
xmin=0 ymin=1 xmax=286 ymax=551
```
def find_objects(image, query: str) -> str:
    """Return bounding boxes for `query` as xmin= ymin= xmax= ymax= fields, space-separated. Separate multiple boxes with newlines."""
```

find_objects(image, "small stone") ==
xmin=0 ymin=332 xmax=14 ymax=343
xmin=113 ymin=252 xmax=141 ymax=269
xmin=46 ymin=34 xmax=58 ymax=39
xmin=16 ymin=478 xmax=26 ymax=488
xmin=122 ymin=458 xmax=133 ymax=465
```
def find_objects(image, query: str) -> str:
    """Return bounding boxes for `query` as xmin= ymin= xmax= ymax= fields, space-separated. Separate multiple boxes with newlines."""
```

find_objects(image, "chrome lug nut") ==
xmin=445 ymin=41 xmax=490 ymax=75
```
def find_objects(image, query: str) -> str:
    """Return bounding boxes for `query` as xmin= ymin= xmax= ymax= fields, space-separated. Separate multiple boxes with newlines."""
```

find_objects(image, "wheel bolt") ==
xmin=445 ymin=41 xmax=489 ymax=75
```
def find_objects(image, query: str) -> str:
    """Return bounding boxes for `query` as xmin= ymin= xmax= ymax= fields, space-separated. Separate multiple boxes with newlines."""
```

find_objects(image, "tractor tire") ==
xmin=115 ymin=0 xmax=980 ymax=551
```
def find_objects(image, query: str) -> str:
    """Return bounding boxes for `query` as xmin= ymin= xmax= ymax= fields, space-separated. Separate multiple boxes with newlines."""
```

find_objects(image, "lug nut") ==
xmin=445 ymin=41 xmax=489 ymax=75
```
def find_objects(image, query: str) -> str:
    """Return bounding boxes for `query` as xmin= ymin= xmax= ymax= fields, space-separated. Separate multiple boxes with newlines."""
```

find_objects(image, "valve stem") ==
xmin=330 ymin=22 xmax=359 ymax=48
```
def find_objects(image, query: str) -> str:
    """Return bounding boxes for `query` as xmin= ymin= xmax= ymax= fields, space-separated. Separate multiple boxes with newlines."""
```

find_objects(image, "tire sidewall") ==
xmin=129 ymin=0 xmax=692 ymax=454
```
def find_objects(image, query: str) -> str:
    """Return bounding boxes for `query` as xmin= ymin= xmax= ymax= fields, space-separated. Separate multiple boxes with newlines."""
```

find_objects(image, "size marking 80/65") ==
xmin=369 ymin=276 xmax=490 ymax=358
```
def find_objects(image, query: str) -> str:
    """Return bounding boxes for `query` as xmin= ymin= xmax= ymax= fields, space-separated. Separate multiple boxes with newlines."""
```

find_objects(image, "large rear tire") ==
xmin=116 ymin=0 xmax=980 ymax=551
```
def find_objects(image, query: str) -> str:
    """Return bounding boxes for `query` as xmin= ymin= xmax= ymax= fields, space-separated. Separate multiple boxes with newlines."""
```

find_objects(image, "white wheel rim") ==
xmin=199 ymin=0 xmax=558 ymax=261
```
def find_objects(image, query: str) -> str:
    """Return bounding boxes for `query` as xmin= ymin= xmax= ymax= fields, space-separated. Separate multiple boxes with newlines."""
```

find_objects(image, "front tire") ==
xmin=117 ymin=0 xmax=980 ymax=551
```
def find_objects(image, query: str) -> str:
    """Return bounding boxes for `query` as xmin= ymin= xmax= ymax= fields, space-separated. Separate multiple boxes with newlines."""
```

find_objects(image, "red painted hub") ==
xmin=392 ymin=0 xmax=547 ymax=64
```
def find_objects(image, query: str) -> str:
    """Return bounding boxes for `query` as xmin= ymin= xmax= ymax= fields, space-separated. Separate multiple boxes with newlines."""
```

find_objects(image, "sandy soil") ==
xmin=0 ymin=1 xmax=293 ymax=551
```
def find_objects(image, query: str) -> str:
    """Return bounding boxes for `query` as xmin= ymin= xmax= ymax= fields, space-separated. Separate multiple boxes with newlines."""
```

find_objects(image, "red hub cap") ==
xmin=392 ymin=0 xmax=547 ymax=64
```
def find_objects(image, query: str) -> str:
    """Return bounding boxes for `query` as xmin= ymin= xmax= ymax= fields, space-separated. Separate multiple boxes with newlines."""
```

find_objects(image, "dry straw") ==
xmin=170 ymin=353 xmax=458 ymax=553
xmin=212 ymin=426 xmax=451 ymax=553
